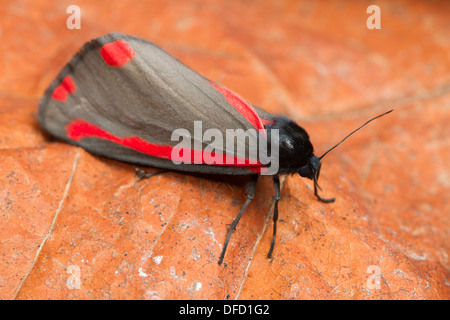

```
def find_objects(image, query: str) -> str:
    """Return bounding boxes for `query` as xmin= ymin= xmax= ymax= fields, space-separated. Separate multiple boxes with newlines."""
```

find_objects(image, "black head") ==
xmin=266 ymin=116 xmax=330 ymax=201
xmin=266 ymin=116 xmax=315 ymax=174
xmin=298 ymin=154 xmax=321 ymax=180
xmin=266 ymin=110 xmax=393 ymax=176
xmin=264 ymin=109 xmax=393 ymax=202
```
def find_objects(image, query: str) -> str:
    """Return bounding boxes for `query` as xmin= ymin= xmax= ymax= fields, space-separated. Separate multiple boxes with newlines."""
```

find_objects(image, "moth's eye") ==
xmin=310 ymin=156 xmax=321 ymax=171
xmin=298 ymin=165 xmax=312 ymax=179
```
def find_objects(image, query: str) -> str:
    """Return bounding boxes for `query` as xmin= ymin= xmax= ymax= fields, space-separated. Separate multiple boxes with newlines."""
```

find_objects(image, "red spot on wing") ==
xmin=209 ymin=81 xmax=265 ymax=133
xmin=100 ymin=40 xmax=136 ymax=67
xmin=51 ymin=76 xmax=76 ymax=101
xmin=66 ymin=119 xmax=262 ymax=172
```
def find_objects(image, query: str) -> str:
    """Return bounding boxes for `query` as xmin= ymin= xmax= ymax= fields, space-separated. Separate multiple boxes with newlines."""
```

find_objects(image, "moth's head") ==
xmin=267 ymin=116 xmax=315 ymax=174
xmin=266 ymin=109 xmax=393 ymax=180
xmin=297 ymin=155 xmax=326 ymax=200
xmin=298 ymin=155 xmax=321 ymax=181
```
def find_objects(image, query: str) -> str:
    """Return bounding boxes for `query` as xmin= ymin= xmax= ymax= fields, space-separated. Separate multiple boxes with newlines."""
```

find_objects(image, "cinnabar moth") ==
xmin=39 ymin=32 xmax=392 ymax=264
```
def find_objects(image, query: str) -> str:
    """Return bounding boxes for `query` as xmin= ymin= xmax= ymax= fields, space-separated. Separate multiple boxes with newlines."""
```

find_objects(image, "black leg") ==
xmin=313 ymin=183 xmax=335 ymax=203
xmin=135 ymin=168 xmax=168 ymax=181
xmin=218 ymin=175 xmax=258 ymax=265
xmin=267 ymin=175 xmax=280 ymax=258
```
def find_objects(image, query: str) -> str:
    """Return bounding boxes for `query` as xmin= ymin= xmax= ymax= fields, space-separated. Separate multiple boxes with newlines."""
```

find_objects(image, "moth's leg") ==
xmin=313 ymin=183 xmax=335 ymax=203
xmin=135 ymin=168 xmax=168 ymax=181
xmin=267 ymin=175 xmax=280 ymax=259
xmin=218 ymin=175 xmax=258 ymax=265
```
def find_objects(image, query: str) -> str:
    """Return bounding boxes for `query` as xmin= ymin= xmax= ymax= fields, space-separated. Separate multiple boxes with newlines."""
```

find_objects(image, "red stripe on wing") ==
xmin=209 ymin=81 xmax=265 ymax=133
xmin=66 ymin=119 xmax=262 ymax=172
xmin=261 ymin=119 xmax=274 ymax=125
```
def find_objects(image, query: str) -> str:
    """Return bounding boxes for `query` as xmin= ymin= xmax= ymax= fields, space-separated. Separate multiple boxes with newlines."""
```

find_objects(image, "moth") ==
xmin=39 ymin=32 xmax=392 ymax=264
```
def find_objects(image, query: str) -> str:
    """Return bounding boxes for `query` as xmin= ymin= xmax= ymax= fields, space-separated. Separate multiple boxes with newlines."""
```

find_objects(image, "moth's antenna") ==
xmin=319 ymin=109 xmax=393 ymax=160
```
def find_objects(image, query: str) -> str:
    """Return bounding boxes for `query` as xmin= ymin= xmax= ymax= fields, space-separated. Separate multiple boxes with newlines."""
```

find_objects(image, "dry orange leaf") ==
xmin=1 ymin=0 xmax=449 ymax=299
